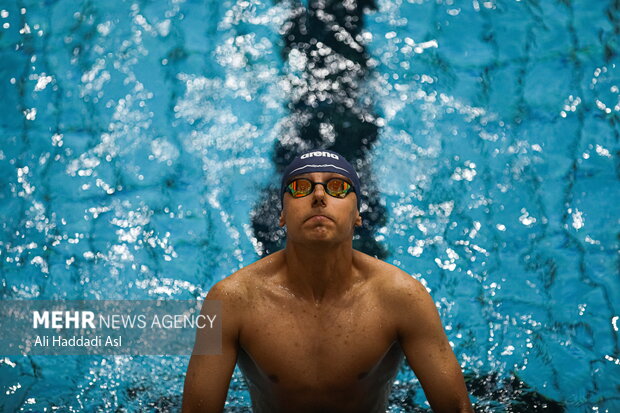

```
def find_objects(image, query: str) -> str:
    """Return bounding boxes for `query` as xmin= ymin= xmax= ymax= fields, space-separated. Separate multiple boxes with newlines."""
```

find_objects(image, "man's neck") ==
xmin=283 ymin=241 xmax=355 ymax=305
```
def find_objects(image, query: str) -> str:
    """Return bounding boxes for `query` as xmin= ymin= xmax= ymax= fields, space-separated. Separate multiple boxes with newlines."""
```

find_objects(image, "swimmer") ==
xmin=183 ymin=150 xmax=473 ymax=412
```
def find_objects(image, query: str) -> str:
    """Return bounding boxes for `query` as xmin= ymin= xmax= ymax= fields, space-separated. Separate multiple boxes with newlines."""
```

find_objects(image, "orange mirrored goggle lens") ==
xmin=287 ymin=178 xmax=353 ymax=199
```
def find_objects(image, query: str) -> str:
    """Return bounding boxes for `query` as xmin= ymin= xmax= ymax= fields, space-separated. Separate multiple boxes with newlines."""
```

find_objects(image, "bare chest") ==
xmin=237 ymin=295 xmax=401 ymax=391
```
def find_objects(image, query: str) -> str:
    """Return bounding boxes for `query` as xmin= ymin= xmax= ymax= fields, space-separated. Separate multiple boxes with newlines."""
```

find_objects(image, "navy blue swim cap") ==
xmin=280 ymin=149 xmax=361 ymax=210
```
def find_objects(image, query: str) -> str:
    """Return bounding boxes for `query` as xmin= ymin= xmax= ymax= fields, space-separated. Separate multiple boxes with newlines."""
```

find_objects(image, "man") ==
xmin=183 ymin=150 xmax=473 ymax=412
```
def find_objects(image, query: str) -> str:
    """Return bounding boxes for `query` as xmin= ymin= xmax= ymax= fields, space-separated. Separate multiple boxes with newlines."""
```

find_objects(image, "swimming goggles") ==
xmin=285 ymin=177 xmax=355 ymax=199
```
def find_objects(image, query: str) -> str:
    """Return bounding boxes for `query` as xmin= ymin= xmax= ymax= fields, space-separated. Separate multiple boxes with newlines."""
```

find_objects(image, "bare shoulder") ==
xmin=353 ymin=250 xmax=432 ymax=310
xmin=206 ymin=250 xmax=284 ymax=304
xmin=205 ymin=268 xmax=248 ymax=303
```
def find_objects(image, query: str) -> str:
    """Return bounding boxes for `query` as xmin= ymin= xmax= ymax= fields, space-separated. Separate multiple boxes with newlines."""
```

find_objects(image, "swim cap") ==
xmin=280 ymin=149 xmax=361 ymax=210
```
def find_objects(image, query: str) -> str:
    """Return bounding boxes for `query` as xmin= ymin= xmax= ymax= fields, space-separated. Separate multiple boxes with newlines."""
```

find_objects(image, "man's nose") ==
xmin=312 ymin=183 xmax=327 ymax=204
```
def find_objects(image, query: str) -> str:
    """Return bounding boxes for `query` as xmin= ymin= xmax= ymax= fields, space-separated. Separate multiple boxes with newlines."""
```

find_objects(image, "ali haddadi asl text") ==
xmin=33 ymin=335 xmax=122 ymax=347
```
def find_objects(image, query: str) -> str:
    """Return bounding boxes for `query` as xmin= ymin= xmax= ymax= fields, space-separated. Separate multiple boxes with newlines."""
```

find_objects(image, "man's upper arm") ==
xmin=182 ymin=280 xmax=242 ymax=413
xmin=390 ymin=273 xmax=473 ymax=413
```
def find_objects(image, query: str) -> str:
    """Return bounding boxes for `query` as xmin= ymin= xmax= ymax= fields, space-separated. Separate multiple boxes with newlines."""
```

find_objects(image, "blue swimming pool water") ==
xmin=0 ymin=0 xmax=618 ymax=411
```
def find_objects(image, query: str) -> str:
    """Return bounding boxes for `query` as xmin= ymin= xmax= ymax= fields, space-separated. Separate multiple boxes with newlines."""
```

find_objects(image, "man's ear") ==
xmin=354 ymin=211 xmax=362 ymax=227
xmin=279 ymin=209 xmax=286 ymax=227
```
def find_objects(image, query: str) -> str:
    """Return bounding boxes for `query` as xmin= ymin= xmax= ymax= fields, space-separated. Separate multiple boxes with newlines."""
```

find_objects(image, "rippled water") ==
xmin=0 ymin=0 xmax=618 ymax=411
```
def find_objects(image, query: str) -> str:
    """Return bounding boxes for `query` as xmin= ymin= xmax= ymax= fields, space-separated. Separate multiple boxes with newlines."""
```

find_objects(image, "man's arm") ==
xmin=182 ymin=281 xmax=242 ymax=413
xmin=390 ymin=272 xmax=473 ymax=413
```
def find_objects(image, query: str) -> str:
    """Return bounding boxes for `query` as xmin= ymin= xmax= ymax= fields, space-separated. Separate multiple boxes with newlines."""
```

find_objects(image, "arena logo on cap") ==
xmin=300 ymin=151 xmax=339 ymax=160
